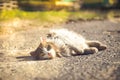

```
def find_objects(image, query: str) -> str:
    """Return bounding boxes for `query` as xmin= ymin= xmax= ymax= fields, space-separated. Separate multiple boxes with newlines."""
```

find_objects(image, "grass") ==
xmin=0 ymin=10 xmax=67 ymax=22
xmin=0 ymin=9 xmax=120 ymax=35
xmin=0 ymin=9 xmax=102 ymax=22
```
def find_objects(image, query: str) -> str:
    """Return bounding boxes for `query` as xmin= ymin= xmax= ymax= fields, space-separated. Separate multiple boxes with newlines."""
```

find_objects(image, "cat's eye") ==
xmin=47 ymin=45 xmax=51 ymax=51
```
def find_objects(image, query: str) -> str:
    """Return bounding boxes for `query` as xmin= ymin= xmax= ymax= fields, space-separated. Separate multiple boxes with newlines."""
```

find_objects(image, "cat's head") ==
xmin=30 ymin=37 xmax=57 ymax=60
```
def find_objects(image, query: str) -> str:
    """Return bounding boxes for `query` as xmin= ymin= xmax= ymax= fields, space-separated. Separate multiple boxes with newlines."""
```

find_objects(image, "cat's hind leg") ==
xmin=86 ymin=41 xmax=107 ymax=51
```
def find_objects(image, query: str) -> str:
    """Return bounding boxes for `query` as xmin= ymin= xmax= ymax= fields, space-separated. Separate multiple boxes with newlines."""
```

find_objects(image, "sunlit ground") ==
xmin=0 ymin=9 xmax=120 ymax=35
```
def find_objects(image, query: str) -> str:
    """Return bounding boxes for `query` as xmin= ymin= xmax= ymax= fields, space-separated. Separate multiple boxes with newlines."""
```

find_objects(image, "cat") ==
xmin=30 ymin=29 xmax=107 ymax=60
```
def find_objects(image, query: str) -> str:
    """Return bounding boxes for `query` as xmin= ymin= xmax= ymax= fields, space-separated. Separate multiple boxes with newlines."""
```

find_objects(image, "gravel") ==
xmin=0 ymin=20 xmax=120 ymax=80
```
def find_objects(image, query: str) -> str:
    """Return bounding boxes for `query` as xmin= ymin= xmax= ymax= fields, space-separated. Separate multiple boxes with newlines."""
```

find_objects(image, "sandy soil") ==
xmin=0 ymin=20 xmax=120 ymax=80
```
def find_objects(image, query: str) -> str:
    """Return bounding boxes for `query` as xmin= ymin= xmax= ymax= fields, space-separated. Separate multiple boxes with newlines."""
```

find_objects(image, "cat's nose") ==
xmin=48 ymin=53 xmax=53 ymax=58
xmin=48 ymin=53 xmax=51 ymax=56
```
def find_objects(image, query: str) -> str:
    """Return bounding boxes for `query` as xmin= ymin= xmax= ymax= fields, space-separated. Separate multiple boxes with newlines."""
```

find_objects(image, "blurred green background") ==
xmin=0 ymin=0 xmax=120 ymax=35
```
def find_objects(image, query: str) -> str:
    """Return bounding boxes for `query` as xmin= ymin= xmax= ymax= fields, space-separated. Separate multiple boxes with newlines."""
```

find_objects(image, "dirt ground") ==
xmin=0 ymin=20 xmax=120 ymax=80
